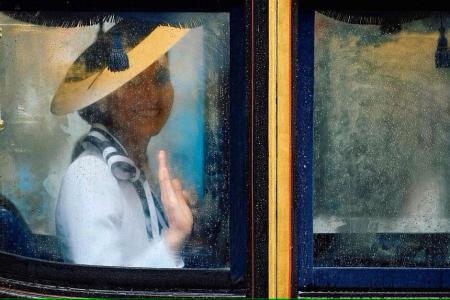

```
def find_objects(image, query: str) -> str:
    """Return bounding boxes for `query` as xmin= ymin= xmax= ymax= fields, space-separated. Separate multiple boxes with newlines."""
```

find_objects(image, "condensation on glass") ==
xmin=0 ymin=12 xmax=230 ymax=268
xmin=314 ymin=11 xmax=450 ymax=267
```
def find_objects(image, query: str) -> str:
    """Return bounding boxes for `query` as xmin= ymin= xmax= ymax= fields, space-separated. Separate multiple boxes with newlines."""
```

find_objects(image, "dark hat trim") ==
xmin=66 ymin=20 xmax=160 ymax=81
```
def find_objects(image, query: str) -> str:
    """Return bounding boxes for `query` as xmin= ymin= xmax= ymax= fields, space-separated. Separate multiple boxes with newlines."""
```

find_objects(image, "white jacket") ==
xmin=55 ymin=125 xmax=182 ymax=268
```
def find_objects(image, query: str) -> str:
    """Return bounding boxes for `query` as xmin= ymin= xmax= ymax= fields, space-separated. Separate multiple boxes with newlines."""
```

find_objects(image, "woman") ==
xmin=53 ymin=21 xmax=194 ymax=267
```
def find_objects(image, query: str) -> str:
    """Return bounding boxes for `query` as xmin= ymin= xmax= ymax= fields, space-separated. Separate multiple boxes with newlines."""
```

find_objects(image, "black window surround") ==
xmin=0 ymin=0 xmax=269 ymax=297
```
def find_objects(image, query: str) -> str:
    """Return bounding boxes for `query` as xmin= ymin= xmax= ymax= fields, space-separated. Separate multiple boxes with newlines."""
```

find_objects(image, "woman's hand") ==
xmin=158 ymin=150 xmax=193 ymax=254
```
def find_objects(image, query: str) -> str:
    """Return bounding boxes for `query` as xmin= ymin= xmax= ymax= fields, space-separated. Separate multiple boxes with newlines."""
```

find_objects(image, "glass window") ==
xmin=297 ymin=9 xmax=450 ymax=290
xmin=0 ymin=12 xmax=231 ymax=269
xmin=314 ymin=10 xmax=450 ymax=268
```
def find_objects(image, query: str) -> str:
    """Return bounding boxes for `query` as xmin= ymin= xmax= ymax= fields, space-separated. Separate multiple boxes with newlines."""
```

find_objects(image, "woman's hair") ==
xmin=73 ymin=101 xmax=112 ymax=161
xmin=78 ymin=101 xmax=112 ymax=126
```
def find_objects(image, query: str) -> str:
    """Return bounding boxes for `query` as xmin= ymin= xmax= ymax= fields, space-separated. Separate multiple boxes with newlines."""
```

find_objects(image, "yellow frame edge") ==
xmin=269 ymin=0 xmax=292 ymax=298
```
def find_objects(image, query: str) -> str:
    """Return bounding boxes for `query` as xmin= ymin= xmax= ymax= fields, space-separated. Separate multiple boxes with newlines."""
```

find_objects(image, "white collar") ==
xmin=92 ymin=123 xmax=129 ymax=156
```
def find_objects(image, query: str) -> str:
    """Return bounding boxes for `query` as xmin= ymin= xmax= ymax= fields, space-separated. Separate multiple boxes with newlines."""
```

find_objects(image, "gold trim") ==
xmin=268 ymin=0 xmax=278 ymax=295
xmin=269 ymin=0 xmax=292 ymax=298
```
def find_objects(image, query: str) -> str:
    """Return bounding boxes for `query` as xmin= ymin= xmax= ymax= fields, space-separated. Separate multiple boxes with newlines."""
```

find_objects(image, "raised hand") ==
xmin=158 ymin=150 xmax=193 ymax=254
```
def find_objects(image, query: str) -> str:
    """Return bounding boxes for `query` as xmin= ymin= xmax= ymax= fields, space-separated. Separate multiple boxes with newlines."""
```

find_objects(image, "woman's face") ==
xmin=107 ymin=54 xmax=174 ymax=138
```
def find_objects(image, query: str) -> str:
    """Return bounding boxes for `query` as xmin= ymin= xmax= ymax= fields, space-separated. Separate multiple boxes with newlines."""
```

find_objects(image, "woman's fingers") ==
xmin=183 ymin=190 xmax=198 ymax=208
xmin=158 ymin=150 xmax=170 ymax=209
xmin=173 ymin=179 xmax=192 ymax=216
xmin=158 ymin=150 xmax=178 ymax=215
xmin=172 ymin=178 xmax=184 ymax=203
xmin=157 ymin=151 xmax=192 ymax=235
xmin=172 ymin=179 xmax=192 ymax=225
xmin=158 ymin=150 xmax=170 ymax=184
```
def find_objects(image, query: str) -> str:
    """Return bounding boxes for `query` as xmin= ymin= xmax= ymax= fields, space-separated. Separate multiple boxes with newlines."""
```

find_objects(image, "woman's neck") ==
xmin=108 ymin=126 xmax=150 ymax=169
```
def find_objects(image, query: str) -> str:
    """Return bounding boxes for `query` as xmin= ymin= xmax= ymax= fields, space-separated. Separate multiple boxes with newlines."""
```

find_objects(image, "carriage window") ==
xmin=314 ymin=11 xmax=450 ymax=269
xmin=0 ymin=12 xmax=231 ymax=269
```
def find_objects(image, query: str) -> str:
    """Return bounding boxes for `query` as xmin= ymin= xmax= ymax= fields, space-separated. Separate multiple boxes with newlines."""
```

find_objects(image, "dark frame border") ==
xmin=246 ymin=0 xmax=269 ymax=298
xmin=0 ymin=0 xmax=268 ymax=297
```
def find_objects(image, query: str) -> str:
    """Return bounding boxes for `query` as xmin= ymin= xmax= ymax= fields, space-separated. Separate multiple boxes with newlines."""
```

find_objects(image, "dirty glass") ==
xmin=314 ymin=11 xmax=450 ymax=267
xmin=0 ymin=12 xmax=230 ymax=268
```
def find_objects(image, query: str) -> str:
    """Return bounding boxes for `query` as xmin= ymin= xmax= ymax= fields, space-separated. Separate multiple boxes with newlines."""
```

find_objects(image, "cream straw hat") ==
xmin=51 ymin=20 xmax=190 ymax=115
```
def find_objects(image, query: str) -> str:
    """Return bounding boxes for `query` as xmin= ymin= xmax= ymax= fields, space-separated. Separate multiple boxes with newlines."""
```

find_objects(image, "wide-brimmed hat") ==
xmin=50 ymin=19 xmax=192 ymax=115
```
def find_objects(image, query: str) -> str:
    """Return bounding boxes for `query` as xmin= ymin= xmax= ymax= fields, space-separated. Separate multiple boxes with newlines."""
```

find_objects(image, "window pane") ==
xmin=0 ymin=12 xmax=230 ymax=268
xmin=314 ymin=11 xmax=450 ymax=267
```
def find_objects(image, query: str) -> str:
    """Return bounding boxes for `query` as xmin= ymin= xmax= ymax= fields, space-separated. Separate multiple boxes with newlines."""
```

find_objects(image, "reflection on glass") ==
xmin=0 ymin=12 xmax=230 ymax=268
xmin=314 ymin=11 xmax=450 ymax=267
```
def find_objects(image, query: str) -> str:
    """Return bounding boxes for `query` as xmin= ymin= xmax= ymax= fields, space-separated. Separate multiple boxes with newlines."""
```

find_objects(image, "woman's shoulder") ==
xmin=58 ymin=152 xmax=124 ymax=210
xmin=56 ymin=153 xmax=125 ymax=232
xmin=67 ymin=153 xmax=109 ymax=178
xmin=62 ymin=152 xmax=119 ymax=191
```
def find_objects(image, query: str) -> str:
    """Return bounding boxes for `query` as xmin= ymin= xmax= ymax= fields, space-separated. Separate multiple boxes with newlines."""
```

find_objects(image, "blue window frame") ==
xmin=296 ymin=9 xmax=450 ymax=291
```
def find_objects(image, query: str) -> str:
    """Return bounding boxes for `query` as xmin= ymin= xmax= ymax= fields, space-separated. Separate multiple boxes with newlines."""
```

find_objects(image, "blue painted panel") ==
xmin=296 ymin=9 xmax=315 ymax=289
xmin=314 ymin=267 xmax=450 ymax=289
xmin=229 ymin=5 xmax=248 ymax=282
